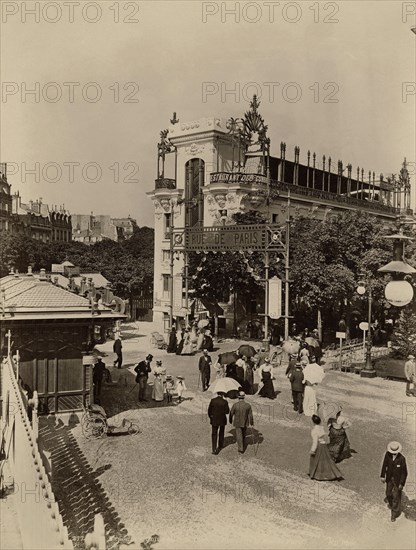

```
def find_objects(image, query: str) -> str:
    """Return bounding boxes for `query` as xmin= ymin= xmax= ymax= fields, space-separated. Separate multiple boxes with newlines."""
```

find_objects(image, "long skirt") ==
xmin=259 ymin=373 xmax=275 ymax=399
xmin=303 ymin=386 xmax=317 ymax=417
xmin=152 ymin=376 xmax=164 ymax=401
xmin=245 ymin=367 xmax=254 ymax=395
xmin=309 ymin=443 xmax=343 ymax=481
xmin=167 ymin=333 xmax=177 ymax=354
xmin=327 ymin=426 xmax=352 ymax=463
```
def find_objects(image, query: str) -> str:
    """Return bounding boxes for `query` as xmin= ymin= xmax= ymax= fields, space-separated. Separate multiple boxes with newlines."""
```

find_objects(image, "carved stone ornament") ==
xmin=159 ymin=199 xmax=172 ymax=212
xmin=185 ymin=143 xmax=205 ymax=156
xmin=214 ymin=194 xmax=227 ymax=208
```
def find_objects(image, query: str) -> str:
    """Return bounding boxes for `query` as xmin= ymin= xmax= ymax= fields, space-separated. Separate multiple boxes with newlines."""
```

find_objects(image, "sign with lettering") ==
xmin=268 ymin=277 xmax=282 ymax=319
xmin=180 ymin=224 xmax=284 ymax=252
xmin=210 ymin=172 xmax=268 ymax=185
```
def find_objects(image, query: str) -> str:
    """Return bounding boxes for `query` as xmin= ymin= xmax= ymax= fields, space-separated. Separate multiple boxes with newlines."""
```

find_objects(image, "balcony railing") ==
xmin=155 ymin=177 xmax=176 ymax=189
xmin=209 ymin=172 xmax=404 ymax=216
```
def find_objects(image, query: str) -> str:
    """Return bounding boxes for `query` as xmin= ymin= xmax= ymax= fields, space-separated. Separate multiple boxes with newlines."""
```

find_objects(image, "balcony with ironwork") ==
xmin=155 ymin=177 xmax=176 ymax=190
xmin=208 ymin=171 xmax=409 ymax=218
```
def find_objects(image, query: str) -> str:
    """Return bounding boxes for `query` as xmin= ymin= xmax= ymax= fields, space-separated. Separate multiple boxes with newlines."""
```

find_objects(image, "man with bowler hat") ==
xmin=229 ymin=391 xmax=254 ymax=454
xmin=134 ymin=354 xmax=153 ymax=402
xmin=199 ymin=349 xmax=212 ymax=391
xmin=207 ymin=392 xmax=229 ymax=455
xmin=380 ymin=441 xmax=408 ymax=522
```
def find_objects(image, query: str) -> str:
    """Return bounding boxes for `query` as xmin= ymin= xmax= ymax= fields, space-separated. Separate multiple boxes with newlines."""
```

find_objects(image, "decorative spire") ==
xmin=170 ymin=112 xmax=179 ymax=125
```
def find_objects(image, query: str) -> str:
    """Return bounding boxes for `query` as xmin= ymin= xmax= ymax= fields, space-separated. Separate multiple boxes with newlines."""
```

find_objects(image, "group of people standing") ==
xmin=167 ymin=323 xmax=214 ymax=356
xmin=133 ymin=354 xmax=186 ymax=404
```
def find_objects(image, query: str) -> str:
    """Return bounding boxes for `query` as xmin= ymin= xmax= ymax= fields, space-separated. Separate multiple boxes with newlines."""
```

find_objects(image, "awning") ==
xmin=199 ymin=298 xmax=224 ymax=316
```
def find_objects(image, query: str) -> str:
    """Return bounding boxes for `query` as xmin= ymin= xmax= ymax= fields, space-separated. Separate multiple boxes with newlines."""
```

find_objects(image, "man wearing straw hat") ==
xmin=380 ymin=441 xmax=408 ymax=522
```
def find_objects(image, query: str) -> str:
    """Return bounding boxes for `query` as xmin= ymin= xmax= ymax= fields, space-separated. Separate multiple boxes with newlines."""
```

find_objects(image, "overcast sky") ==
xmin=1 ymin=0 xmax=415 ymax=226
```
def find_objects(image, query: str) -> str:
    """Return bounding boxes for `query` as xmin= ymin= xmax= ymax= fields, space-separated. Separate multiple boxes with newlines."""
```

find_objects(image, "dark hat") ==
xmin=146 ymin=354 xmax=153 ymax=360
xmin=156 ymin=360 xmax=162 ymax=365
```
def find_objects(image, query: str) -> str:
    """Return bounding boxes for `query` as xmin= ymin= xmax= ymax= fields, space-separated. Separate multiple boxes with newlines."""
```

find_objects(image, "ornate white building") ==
xmin=147 ymin=97 xmax=413 ymax=333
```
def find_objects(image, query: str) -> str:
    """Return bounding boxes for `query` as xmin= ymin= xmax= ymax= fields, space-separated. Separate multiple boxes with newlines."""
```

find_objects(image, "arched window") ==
xmin=185 ymin=158 xmax=204 ymax=227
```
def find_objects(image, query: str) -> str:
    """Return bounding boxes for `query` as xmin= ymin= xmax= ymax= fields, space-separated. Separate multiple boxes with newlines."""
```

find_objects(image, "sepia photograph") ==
xmin=0 ymin=1 xmax=415 ymax=549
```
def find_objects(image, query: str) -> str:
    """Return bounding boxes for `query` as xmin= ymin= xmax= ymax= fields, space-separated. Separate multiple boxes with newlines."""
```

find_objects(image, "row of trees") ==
xmin=188 ymin=209 xmax=416 ymax=349
xmin=0 ymin=226 xmax=154 ymax=298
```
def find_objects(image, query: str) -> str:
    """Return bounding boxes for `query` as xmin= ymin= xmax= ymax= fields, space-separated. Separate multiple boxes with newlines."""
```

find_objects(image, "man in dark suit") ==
xmin=93 ymin=358 xmax=106 ymax=404
xmin=380 ymin=441 xmax=408 ymax=521
xmin=134 ymin=354 xmax=153 ymax=402
xmin=229 ymin=391 xmax=254 ymax=454
xmin=207 ymin=392 xmax=230 ymax=455
xmin=199 ymin=349 xmax=212 ymax=391
xmin=113 ymin=337 xmax=123 ymax=369
xmin=289 ymin=362 xmax=304 ymax=413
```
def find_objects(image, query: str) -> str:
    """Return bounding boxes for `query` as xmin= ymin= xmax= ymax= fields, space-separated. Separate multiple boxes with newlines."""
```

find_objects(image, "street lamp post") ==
xmin=357 ymin=282 xmax=376 ymax=377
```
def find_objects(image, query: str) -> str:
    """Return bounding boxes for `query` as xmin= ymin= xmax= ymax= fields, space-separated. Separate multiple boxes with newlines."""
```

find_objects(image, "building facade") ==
xmin=0 ymin=163 xmax=14 ymax=232
xmin=72 ymin=213 xmax=137 ymax=243
xmin=147 ymin=98 xmax=414 ymax=332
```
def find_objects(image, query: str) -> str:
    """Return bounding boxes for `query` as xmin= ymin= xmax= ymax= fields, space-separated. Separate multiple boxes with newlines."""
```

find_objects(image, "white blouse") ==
xmin=310 ymin=425 xmax=326 ymax=453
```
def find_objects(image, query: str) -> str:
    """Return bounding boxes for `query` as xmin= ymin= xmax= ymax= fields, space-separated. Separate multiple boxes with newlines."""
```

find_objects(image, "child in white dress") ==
xmin=176 ymin=376 xmax=187 ymax=403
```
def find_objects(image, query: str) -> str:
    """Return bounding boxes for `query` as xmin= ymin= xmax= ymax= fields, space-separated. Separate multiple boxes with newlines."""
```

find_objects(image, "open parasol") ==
xmin=208 ymin=378 xmax=241 ymax=394
xmin=218 ymin=351 xmax=239 ymax=365
xmin=305 ymin=336 xmax=320 ymax=348
xmin=303 ymin=362 xmax=325 ymax=385
xmin=237 ymin=344 xmax=256 ymax=358
xmin=197 ymin=319 xmax=210 ymax=329
xmin=282 ymin=339 xmax=300 ymax=355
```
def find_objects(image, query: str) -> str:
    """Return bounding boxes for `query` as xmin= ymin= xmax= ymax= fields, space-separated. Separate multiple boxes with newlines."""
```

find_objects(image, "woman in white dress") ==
xmin=152 ymin=362 xmax=165 ymax=402
xmin=309 ymin=414 xmax=343 ymax=480
xmin=181 ymin=329 xmax=194 ymax=355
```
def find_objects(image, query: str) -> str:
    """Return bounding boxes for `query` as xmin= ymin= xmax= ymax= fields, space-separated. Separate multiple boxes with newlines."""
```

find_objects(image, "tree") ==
xmin=390 ymin=304 xmax=416 ymax=357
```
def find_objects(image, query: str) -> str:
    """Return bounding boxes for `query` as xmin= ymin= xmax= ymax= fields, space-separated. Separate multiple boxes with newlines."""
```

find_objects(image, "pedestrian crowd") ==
xmin=90 ymin=324 xmax=410 ymax=524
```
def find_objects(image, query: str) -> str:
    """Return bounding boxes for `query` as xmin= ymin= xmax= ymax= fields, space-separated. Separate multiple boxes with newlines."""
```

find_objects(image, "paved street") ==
xmin=68 ymin=322 xmax=415 ymax=550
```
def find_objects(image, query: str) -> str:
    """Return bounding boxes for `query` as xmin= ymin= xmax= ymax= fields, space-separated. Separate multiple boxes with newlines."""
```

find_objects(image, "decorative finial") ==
xmin=170 ymin=112 xmax=179 ymax=125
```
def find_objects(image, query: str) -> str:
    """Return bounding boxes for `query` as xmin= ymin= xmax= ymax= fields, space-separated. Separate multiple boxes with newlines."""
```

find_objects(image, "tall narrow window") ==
xmin=185 ymin=158 xmax=205 ymax=227
xmin=164 ymin=212 xmax=171 ymax=239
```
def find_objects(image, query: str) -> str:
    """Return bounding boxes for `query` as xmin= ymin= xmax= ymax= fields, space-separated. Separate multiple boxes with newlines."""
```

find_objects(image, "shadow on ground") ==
xmin=39 ymin=419 xmax=132 ymax=550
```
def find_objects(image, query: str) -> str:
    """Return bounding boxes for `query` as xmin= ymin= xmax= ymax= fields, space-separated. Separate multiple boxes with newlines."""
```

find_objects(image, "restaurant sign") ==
xmin=210 ymin=172 xmax=268 ymax=186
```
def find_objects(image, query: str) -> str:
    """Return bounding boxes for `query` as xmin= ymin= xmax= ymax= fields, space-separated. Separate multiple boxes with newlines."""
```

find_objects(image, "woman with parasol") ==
xmin=302 ymin=358 xmax=325 ymax=417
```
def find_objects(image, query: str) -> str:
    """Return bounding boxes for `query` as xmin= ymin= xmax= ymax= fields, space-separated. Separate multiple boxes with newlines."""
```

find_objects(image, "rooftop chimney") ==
xmin=39 ymin=268 xmax=47 ymax=281
xmin=53 ymin=276 xmax=58 ymax=285
xmin=27 ymin=266 xmax=33 ymax=276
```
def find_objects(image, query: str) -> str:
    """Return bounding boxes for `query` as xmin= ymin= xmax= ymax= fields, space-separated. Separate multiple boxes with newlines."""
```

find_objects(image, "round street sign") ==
xmin=359 ymin=322 xmax=369 ymax=331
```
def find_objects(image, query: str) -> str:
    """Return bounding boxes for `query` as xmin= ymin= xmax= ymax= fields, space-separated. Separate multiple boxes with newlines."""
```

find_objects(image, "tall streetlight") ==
xmin=357 ymin=280 xmax=375 ymax=377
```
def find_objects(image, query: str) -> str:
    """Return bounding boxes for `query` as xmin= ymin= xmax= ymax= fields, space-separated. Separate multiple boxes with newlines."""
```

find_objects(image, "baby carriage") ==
xmin=81 ymin=404 xmax=140 ymax=439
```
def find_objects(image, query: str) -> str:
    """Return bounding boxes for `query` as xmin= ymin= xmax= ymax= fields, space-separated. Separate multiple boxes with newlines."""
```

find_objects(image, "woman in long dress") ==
xmin=309 ymin=414 xmax=343 ymax=481
xmin=196 ymin=329 xmax=205 ymax=351
xmin=167 ymin=327 xmax=177 ymax=354
xmin=303 ymin=380 xmax=317 ymax=417
xmin=258 ymin=360 xmax=275 ymax=399
xmin=327 ymin=412 xmax=352 ymax=463
xmin=244 ymin=358 xmax=255 ymax=395
xmin=181 ymin=329 xmax=193 ymax=355
xmin=190 ymin=325 xmax=199 ymax=353
xmin=152 ymin=362 xmax=165 ymax=402
xmin=176 ymin=330 xmax=185 ymax=355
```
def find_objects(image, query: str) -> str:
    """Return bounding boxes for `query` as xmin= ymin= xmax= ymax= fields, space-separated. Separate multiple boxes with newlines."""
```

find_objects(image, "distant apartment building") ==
xmin=0 ymin=163 xmax=14 ymax=232
xmin=72 ymin=213 xmax=137 ymax=243
xmin=12 ymin=192 xmax=72 ymax=242
xmin=1 ymin=162 xmax=71 ymax=241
